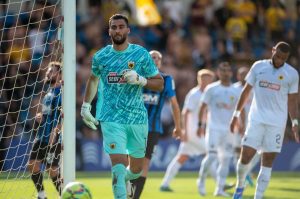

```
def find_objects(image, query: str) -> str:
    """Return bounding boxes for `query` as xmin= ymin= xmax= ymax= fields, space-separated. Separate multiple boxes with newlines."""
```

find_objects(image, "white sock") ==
xmin=198 ymin=153 xmax=217 ymax=183
xmin=209 ymin=158 xmax=218 ymax=181
xmin=161 ymin=158 xmax=182 ymax=187
xmin=255 ymin=166 xmax=272 ymax=199
xmin=236 ymin=160 xmax=249 ymax=188
xmin=217 ymin=157 xmax=231 ymax=191
xmin=38 ymin=190 xmax=46 ymax=198
xmin=248 ymin=153 xmax=261 ymax=175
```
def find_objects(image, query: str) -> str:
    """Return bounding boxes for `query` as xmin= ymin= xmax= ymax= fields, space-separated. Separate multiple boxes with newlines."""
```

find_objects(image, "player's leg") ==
xmin=110 ymin=154 xmax=130 ymax=199
xmin=160 ymin=153 xmax=189 ymax=191
xmin=233 ymin=146 xmax=256 ymax=198
xmin=28 ymin=141 xmax=47 ymax=199
xmin=197 ymin=130 xmax=219 ymax=196
xmin=214 ymin=132 xmax=234 ymax=197
xmin=254 ymin=152 xmax=276 ymax=199
xmin=233 ymin=132 xmax=258 ymax=188
xmin=131 ymin=132 xmax=159 ymax=198
xmin=160 ymin=140 xmax=197 ymax=191
xmin=254 ymin=124 xmax=284 ymax=199
xmin=101 ymin=122 xmax=129 ymax=199
xmin=208 ymin=157 xmax=218 ymax=181
xmin=46 ymin=143 xmax=62 ymax=195
xmin=246 ymin=152 xmax=261 ymax=187
xmin=233 ymin=120 xmax=263 ymax=199
xmin=130 ymin=157 xmax=149 ymax=198
xmin=126 ymin=123 xmax=148 ymax=198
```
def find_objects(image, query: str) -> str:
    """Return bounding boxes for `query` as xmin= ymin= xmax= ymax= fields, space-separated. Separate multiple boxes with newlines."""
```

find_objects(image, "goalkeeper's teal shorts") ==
xmin=101 ymin=122 xmax=148 ymax=158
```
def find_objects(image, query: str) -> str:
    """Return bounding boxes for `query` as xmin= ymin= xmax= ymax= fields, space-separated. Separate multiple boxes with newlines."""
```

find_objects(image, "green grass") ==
xmin=1 ymin=172 xmax=300 ymax=198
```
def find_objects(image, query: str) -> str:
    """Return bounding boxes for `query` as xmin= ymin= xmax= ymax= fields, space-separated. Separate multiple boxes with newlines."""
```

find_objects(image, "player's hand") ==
xmin=292 ymin=125 xmax=299 ymax=143
xmin=238 ymin=122 xmax=245 ymax=136
xmin=123 ymin=70 xmax=147 ymax=86
xmin=172 ymin=128 xmax=182 ymax=140
xmin=197 ymin=127 xmax=205 ymax=137
xmin=35 ymin=112 xmax=43 ymax=124
xmin=81 ymin=102 xmax=99 ymax=130
xmin=181 ymin=130 xmax=188 ymax=142
xmin=230 ymin=116 xmax=238 ymax=134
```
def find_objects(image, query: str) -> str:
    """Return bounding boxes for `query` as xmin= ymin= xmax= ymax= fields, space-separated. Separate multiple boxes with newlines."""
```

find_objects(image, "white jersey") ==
xmin=183 ymin=87 xmax=202 ymax=136
xmin=201 ymin=81 xmax=240 ymax=131
xmin=246 ymin=59 xmax=299 ymax=127
xmin=180 ymin=86 xmax=206 ymax=156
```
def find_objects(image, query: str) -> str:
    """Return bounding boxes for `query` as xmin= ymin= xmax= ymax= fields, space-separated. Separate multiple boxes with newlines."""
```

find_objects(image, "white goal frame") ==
xmin=62 ymin=0 xmax=76 ymax=186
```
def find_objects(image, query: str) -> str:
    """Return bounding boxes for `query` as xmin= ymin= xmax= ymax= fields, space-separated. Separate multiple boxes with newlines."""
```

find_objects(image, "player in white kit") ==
xmin=160 ymin=69 xmax=215 ymax=191
xmin=233 ymin=66 xmax=260 ymax=187
xmin=197 ymin=62 xmax=241 ymax=197
xmin=231 ymin=41 xmax=299 ymax=199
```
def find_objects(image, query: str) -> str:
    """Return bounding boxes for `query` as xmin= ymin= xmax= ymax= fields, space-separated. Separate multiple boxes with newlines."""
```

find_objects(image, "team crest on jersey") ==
xmin=128 ymin=61 xmax=135 ymax=69
xmin=278 ymin=75 xmax=284 ymax=80
xmin=230 ymin=96 xmax=235 ymax=102
xmin=110 ymin=143 xmax=116 ymax=149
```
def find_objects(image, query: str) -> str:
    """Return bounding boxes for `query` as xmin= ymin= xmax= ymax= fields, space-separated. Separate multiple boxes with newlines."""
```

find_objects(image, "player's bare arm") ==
xmin=170 ymin=96 xmax=182 ymax=140
xmin=230 ymin=83 xmax=252 ymax=133
xmin=144 ymin=73 xmax=164 ymax=91
xmin=238 ymin=108 xmax=246 ymax=135
xmin=181 ymin=109 xmax=189 ymax=142
xmin=288 ymin=93 xmax=299 ymax=143
xmin=83 ymin=74 xmax=99 ymax=103
xmin=81 ymin=74 xmax=99 ymax=130
xmin=197 ymin=102 xmax=207 ymax=137
xmin=49 ymin=123 xmax=62 ymax=146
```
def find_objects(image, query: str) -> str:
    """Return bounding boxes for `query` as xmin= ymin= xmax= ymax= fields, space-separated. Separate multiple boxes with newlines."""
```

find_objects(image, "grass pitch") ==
xmin=1 ymin=171 xmax=299 ymax=198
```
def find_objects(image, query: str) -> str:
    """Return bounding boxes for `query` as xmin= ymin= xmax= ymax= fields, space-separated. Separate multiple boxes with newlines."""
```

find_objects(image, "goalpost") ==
xmin=0 ymin=0 xmax=75 ymax=198
xmin=62 ymin=0 xmax=76 ymax=188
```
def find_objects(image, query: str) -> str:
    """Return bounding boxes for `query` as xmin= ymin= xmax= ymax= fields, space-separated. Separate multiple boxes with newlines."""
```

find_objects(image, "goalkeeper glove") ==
xmin=123 ymin=70 xmax=147 ymax=86
xmin=81 ymin=102 xmax=99 ymax=130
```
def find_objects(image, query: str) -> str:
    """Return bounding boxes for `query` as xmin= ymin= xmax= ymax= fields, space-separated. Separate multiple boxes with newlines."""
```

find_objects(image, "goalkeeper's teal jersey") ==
xmin=92 ymin=43 xmax=159 ymax=124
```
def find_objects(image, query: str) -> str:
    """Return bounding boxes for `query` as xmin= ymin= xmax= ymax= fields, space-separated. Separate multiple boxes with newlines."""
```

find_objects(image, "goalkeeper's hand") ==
xmin=123 ymin=70 xmax=147 ymax=86
xmin=81 ymin=102 xmax=99 ymax=130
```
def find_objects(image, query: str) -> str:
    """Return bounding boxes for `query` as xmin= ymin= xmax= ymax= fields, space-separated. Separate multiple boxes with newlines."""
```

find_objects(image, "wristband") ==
xmin=82 ymin=101 xmax=91 ymax=106
xmin=198 ymin=121 xmax=202 ymax=127
xmin=198 ymin=121 xmax=206 ymax=128
xmin=292 ymin=119 xmax=299 ymax=127
xmin=233 ymin=110 xmax=241 ymax=118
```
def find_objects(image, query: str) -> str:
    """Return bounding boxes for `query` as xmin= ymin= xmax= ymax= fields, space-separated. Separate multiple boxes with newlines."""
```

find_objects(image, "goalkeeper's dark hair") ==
xmin=109 ymin=14 xmax=129 ymax=27
xmin=275 ymin=41 xmax=291 ymax=53
xmin=48 ymin=61 xmax=62 ymax=74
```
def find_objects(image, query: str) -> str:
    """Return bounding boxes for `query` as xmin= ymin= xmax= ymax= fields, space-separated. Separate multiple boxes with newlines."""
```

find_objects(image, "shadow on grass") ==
xmin=273 ymin=187 xmax=300 ymax=193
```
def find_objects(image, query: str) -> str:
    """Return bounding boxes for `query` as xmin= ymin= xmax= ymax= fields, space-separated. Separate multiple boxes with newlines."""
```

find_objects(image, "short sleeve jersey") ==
xmin=143 ymin=73 xmax=176 ymax=134
xmin=246 ymin=59 xmax=299 ymax=127
xmin=38 ymin=85 xmax=62 ymax=143
xmin=183 ymin=87 xmax=202 ymax=135
xmin=92 ymin=44 xmax=159 ymax=124
xmin=201 ymin=81 xmax=240 ymax=131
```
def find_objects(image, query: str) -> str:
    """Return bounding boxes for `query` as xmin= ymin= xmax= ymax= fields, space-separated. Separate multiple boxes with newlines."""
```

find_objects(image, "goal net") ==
xmin=0 ymin=0 xmax=63 ymax=198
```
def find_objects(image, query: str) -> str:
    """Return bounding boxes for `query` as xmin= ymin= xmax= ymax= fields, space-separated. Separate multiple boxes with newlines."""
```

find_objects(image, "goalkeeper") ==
xmin=81 ymin=14 xmax=164 ymax=199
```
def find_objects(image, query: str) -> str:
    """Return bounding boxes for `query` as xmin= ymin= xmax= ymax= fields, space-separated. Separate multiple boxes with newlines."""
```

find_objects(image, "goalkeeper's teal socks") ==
xmin=112 ymin=164 xmax=127 ymax=199
xmin=125 ymin=167 xmax=141 ymax=181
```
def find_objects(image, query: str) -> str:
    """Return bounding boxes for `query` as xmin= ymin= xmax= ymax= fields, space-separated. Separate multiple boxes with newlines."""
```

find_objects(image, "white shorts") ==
xmin=205 ymin=129 xmax=234 ymax=158
xmin=177 ymin=136 xmax=206 ymax=156
xmin=242 ymin=120 xmax=285 ymax=153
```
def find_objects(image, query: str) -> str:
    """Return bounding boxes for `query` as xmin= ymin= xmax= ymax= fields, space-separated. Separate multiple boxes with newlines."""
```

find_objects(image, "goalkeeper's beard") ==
xmin=111 ymin=35 xmax=126 ymax=45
